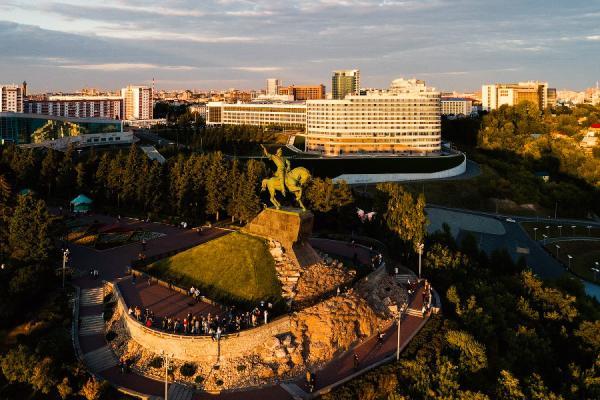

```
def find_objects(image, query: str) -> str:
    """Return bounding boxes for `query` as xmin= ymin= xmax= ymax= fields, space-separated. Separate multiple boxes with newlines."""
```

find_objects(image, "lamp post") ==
xmin=567 ymin=255 xmax=573 ymax=270
xmin=591 ymin=263 xmax=599 ymax=281
xmin=558 ymin=225 xmax=562 ymax=237
xmin=587 ymin=225 xmax=592 ymax=236
xmin=533 ymin=227 xmax=538 ymax=241
xmin=162 ymin=351 xmax=172 ymax=400
xmin=417 ymin=243 xmax=424 ymax=279
xmin=542 ymin=234 xmax=548 ymax=245
xmin=555 ymin=244 xmax=560 ymax=258
xmin=571 ymin=225 xmax=576 ymax=236
xmin=396 ymin=303 xmax=407 ymax=361
xmin=62 ymin=249 xmax=70 ymax=289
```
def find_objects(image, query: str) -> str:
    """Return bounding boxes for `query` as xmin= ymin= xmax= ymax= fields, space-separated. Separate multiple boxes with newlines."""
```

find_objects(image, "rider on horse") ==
xmin=261 ymin=145 xmax=290 ymax=195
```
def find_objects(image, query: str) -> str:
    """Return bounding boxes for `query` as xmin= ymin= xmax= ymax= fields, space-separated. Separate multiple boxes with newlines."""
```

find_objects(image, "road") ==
xmin=427 ymin=205 xmax=600 ymax=300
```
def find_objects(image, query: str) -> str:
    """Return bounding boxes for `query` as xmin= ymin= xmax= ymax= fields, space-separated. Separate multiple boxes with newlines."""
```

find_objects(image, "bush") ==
xmin=215 ymin=379 xmax=224 ymax=386
xmin=236 ymin=365 xmax=246 ymax=372
xmin=105 ymin=331 xmax=117 ymax=342
xmin=194 ymin=375 xmax=204 ymax=384
xmin=180 ymin=363 xmax=197 ymax=377
xmin=148 ymin=357 xmax=163 ymax=369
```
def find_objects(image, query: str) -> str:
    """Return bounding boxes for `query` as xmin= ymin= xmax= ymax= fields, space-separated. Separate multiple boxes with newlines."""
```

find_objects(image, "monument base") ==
xmin=242 ymin=207 xmax=321 ymax=267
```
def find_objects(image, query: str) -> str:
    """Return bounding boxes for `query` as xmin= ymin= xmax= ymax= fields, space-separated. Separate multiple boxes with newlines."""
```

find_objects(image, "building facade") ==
xmin=482 ymin=81 xmax=555 ymax=111
xmin=206 ymin=102 xmax=306 ymax=128
xmin=278 ymin=85 xmax=326 ymax=100
xmin=305 ymin=78 xmax=441 ymax=156
xmin=441 ymin=97 xmax=473 ymax=116
xmin=266 ymin=79 xmax=281 ymax=96
xmin=0 ymin=85 xmax=24 ymax=113
xmin=25 ymin=95 xmax=122 ymax=119
xmin=121 ymin=85 xmax=153 ymax=120
xmin=332 ymin=70 xmax=360 ymax=100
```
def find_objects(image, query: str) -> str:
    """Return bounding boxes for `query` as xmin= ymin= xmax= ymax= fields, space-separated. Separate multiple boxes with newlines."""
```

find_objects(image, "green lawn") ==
xmin=145 ymin=232 xmax=281 ymax=304
xmin=521 ymin=221 xmax=600 ymax=240
xmin=543 ymin=240 xmax=600 ymax=284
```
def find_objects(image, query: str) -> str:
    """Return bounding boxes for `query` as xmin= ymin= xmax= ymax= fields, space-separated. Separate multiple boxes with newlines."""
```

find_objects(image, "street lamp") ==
xmin=587 ymin=225 xmax=592 ymax=236
xmin=417 ymin=243 xmax=424 ymax=279
xmin=161 ymin=351 xmax=172 ymax=400
xmin=567 ymin=254 xmax=573 ymax=270
xmin=558 ymin=225 xmax=562 ymax=237
xmin=591 ymin=263 xmax=599 ymax=281
xmin=533 ymin=227 xmax=538 ymax=241
xmin=555 ymin=244 xmax=560 ymax=258
xmin=396 ymin=303 xmax=407 ymax=361
xmin=542 ymin=234 xmax=548 ymax=244
xmin=62 ymin=249 xmax=70 ymax=289
xmin=571 ymin=225 xmax=576 ymax=236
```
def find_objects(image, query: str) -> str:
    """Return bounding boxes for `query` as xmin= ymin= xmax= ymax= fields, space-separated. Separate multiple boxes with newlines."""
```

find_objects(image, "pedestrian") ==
xmin=142 ymin=239 xmax=147 ymax=251
xmin=120 ymin=356 xmax=126 ymax=373
xmin=264 ymin=310 xmax=268 ymax=325
xmin=353 ymin=353 xmax=359 ymax=370
xmin=306 ymin=371 xmax=313 ymax=392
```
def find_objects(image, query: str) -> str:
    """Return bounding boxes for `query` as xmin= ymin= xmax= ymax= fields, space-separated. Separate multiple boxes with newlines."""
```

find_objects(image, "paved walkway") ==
xmin=70 ymin=214 xmax=431 ymax=399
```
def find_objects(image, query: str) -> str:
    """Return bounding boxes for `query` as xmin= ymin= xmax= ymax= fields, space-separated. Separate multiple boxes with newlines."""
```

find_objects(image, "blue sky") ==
xmin=1 ymin=0 xmax=599 ymax=92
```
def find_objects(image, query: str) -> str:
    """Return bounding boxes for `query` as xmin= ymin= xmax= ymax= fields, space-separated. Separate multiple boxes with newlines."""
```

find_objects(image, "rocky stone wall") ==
xmin=242 ymin=208 xmax=314 ymax=251
xmin=110 ymin=281 xmax=292 ymax=363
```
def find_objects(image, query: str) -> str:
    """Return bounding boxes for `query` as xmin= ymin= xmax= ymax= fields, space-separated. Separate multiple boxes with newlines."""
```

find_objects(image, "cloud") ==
xmin=57 ymin=63 xmax=198 ymax=71
xmin=586 ymin=35 xmax=600 ymax=41
xmin=232 ymin=67 xmax=283 ymax=72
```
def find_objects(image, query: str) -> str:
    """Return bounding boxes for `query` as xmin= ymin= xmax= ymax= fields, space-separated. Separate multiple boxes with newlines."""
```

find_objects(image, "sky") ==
xmin=0 ymin=0 xmax=599 ymax=92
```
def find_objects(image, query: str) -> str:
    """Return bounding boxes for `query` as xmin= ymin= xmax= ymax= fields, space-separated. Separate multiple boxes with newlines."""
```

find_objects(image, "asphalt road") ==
xmin=426 ymin=205 xmax=600 ymax=300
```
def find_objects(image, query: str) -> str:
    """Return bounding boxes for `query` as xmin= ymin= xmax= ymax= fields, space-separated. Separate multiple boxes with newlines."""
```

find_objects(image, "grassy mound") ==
xmin=145 ymin=232 xmax=281 ymax=304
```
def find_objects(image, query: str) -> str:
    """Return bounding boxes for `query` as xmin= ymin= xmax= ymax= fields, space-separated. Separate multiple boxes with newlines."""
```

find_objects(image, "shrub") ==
xmin=180 ymin=363 xmax=197 ymax=377
xmin=236 ymin=365 xmax=246 ymax=372
xmin=105 ymin=331 xmax=117 ymax=342
xmin=194 ymin=375 xmax=204 ymax=384
xmin=148 ymin=357 xmax=163 ymax=369
xmin=215 ymin=379 xmax=224 ymax=386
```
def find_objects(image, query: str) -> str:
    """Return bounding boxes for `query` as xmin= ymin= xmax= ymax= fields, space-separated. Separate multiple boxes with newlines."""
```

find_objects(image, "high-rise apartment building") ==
xmin=0 ymin=85 xmax=24 ymax=113
xmin=278 ymin=85 xmax=326 ymax=100
xmin=25 ymin=95 xmax=122 ymax=119
xmin=121 ymin=85 xmax=153 ymax=120
xmin=482 ymin=81 xmax=554 ymax=111
xmin=266 ymin=79 xmax=281 ymax=96
xmin=206 ymin=102 xmax=306 ymax=128
xmin=332 ymin=70 xmax=360 ymax=100
xmin=306 ymin=78 xmax=441 ymax=156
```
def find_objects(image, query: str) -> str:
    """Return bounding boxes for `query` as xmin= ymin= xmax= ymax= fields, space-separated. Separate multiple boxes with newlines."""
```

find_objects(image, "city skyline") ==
xmin=1 ymin=0 xmax=599 ymax=92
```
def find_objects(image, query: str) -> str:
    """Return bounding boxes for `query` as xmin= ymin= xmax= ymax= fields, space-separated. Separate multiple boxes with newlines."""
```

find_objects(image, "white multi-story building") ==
xmin=332 ymin=69 xmax=360 ymax=100
xmin=305 ymin=78 xmax=441 ymax=156
xmin=121 ymin=85 xmax=153 ymax=120
xmin=266 ymin=79 xmax=281 ymax=96
xmin=0 ymin=85 xmax=24 ymax=113
xmin=206 ymin=102 xmax=306 ymax=128
xmin=482 ymin=81 xmax=551 ymax=111
xmin=441 ymin=97 xmax=473 ymax=116
xmin=25 ymin=95 xmax=122 ymax=119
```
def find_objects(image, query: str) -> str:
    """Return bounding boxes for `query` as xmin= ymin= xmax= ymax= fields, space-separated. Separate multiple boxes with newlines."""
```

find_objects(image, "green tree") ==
xmin=8 ymin=194 xmax=53 ymax=263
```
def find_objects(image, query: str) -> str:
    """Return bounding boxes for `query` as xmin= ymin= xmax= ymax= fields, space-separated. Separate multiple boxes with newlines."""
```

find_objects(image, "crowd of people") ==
xmin=127 ymin=301 xmax=272 ymax=339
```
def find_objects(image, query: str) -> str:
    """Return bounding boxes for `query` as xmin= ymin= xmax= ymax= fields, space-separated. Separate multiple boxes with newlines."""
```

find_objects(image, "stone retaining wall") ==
xmin=109 ymin=281 xmax=292 ymax=363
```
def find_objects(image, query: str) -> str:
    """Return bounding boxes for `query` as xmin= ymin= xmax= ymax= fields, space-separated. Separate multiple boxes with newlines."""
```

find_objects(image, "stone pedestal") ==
xmin=243 ymin=208 xmax=321 ymax=267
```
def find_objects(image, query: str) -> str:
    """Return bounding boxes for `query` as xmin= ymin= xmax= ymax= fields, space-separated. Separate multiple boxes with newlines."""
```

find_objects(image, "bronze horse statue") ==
xmin=261 ymin=166 xmax=311 ymax=210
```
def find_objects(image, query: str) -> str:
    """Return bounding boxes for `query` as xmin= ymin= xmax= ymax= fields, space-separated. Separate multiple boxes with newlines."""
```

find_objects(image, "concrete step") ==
xmin=80 ymin=314 xmax=105 ymax=336
xmin=83 ymin=346 xmax=117 ymax=373
xmin=280 ymin=382 xmax=308 ymax=400
xmin=167 ymin=382 xmax=193 ymax=400
xmin=406 ymin=308 xmax=424 ymax=318
xmin=81 ymin=287 xmax=104 ymax=306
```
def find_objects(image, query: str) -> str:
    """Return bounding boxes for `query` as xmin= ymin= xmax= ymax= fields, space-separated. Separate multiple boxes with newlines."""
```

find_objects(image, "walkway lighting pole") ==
xmin=571 ymin=225 xmax=576 ymax=236
xmin=62 ymin=249 xmax=70 ymax=289
xmin=558 ymin=225 xmax=562 ymax=237
xmin=396 ymin=303 xmax=407 ymax=361
xmin=533 ymin=227 xmax=538 ymax=241
xmin=417 ymin=243 xmax=424 ymax=279
xmin=567 ymin=255 xmax=573 ymax=270
xmin=587 ymin=225 xmax=592 ymax=236
xmin=555 ymin=244 xmax=560 ymax=258
xmin=162 ymin=351 xmax=171 ymax=400
xmin=542 ymin=234 xmax=548 ymax=245
xmin=591 ymin=263 xmax=599 ymax=281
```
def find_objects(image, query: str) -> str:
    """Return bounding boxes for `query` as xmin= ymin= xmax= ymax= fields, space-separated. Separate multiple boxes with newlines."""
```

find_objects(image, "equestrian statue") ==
xmin=260 ymin=144 xmax=311 ymax=210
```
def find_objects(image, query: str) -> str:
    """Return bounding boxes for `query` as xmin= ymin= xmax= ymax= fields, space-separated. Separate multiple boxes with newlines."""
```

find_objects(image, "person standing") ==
xmin=353 ymin=353 xmax=360 ymax=371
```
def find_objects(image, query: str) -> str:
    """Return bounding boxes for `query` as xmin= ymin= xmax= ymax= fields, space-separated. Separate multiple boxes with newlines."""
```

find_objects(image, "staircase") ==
xmin=81 ymin=287 xmax=104 ymax=306
xmin=167 ymin=383 xmax=194 ymax=400
xmin=83 ymin=346 xmax=118 ymax=373
xmin=394 ymin=274 xmax=413 ymax=284
xmin=80 ymin=315 xmax=105 ymax=336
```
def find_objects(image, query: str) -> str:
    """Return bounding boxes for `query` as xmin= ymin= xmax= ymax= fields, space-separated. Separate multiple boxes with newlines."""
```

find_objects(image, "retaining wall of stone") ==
xmin=109 ymin=280 xmax=292 ymax=363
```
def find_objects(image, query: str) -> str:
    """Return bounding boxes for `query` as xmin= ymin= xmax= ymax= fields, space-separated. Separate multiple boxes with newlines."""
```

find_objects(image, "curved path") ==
xmin=71 ymin=214 xmax=431 ymax=399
